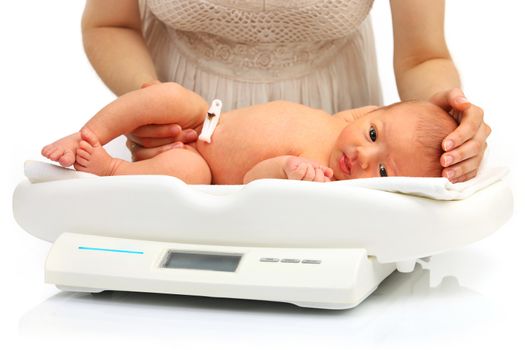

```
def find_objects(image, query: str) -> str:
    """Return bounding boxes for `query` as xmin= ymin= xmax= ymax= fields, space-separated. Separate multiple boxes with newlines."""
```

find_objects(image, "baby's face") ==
xmin=329 ymin=105 xmax=435 ymax=180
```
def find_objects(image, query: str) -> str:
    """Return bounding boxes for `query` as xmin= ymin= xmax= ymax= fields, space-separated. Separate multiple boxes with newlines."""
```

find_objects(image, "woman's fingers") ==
xmin=447 ymin=88 xmax=471 ymax=111
xmin=441 ymin=115 xmax=490 ymax=183
xmin=430 ymin=87 xmax=470 ymax=112
xmin=129 ymin=136 xmax=182 ymax=148
xmin=127 ymin=125 xmax=198 ymax=155
xmin=430 ymin=88 xmax=491 ymax=184
xmin=130 ymin=124 xmax=182 ymax=139
xmin=442 ymin=105 xmax=485 ymax=152
xmin=441 ymin=151 xmax=483 ymax=182
xmin=450 ymin=169 xmax=479 ymax=184
xmin=129 ymin=124 xmax=198 ymax=143
xmin=441 ymin=139 xmax=484 ymax=168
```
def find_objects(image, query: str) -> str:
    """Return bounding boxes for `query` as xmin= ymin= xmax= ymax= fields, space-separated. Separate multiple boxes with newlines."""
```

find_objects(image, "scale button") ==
xmin=260 ymin=257 xmax=279 ymax=262
xmin=301 ymin=259 xmax=322 ymax=264
xmin=280 ymin=259 xmax=301 ymax=264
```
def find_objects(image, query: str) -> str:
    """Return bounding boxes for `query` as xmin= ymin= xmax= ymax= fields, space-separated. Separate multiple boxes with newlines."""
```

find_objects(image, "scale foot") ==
xmin=56 ymin=285 xmax=105 ymax=293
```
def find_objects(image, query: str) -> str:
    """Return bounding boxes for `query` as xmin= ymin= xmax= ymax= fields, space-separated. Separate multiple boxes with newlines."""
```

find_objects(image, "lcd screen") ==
xmin=163 ymin=251 xmax=242 ymax=272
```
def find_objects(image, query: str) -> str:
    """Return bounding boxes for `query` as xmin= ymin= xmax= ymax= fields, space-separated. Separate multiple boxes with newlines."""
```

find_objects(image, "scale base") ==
xmin=46 ymin=232 xmax=397 ymax=310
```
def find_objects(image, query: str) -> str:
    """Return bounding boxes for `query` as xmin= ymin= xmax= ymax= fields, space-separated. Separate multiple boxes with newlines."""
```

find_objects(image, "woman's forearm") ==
xmin=82 ymin=0 xmax=158 ymax=96
xmin=395 ymin=57 xmax=461 ymax=102
xmin=83 ymin=26 xmax=158 ymax=96
xmin=390 ymin=0 xmax=462 ymax=102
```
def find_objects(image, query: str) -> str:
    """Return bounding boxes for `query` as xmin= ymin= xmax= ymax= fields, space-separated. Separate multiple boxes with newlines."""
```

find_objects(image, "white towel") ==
xmin=24 ymin=160 xmax=509 ymax=201
xmin=332 ymin=166 xmax=509 ymax=200
xmin=24 ymin=160 xmax=96 ymax=183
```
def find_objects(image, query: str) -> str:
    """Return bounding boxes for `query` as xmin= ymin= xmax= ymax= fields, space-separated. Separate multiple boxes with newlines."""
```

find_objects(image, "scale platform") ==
xmin=46 ymin=233 xmax=396 ymax=310
xmin=13 ymin=162 xmax=513 ymax=310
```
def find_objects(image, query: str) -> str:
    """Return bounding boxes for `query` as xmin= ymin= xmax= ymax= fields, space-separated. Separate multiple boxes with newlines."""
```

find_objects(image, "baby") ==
xmin=42 ymin=82 xmax=457 ymax=184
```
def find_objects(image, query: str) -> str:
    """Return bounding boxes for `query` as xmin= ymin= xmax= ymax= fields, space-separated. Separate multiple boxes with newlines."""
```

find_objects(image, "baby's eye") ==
xmin=379 ymin=164 xmax=388 ymax=177
xmin=369 ymin=126 xmax=377 ymax=142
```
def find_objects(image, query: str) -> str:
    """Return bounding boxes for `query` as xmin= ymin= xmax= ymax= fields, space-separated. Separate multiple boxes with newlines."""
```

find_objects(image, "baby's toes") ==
xmin=58 ymin=150 xmax=75 ymax=167
xmin=48 ymin=147 xmax=65 ymax=161
xmin=76 ymin=148 xmax=91 ymax=162
xmin=79 ymin=140 xmax=93 ymax=153
xmin=75 ymin=152 xmax=89 ymax=167
xmin=41 ymin=144 xmax=55 ymax=158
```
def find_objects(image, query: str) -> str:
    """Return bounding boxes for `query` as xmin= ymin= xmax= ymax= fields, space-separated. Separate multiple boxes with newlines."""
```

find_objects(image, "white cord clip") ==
xmin=198 ymin=99 xmax=223 ymax=143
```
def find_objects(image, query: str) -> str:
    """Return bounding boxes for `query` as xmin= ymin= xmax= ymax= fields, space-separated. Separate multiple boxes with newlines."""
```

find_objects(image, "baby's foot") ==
xmin=41 ymin=132 xmax=81 ymax=167
xmin=74 ymin=127 xmax=122 ymax=176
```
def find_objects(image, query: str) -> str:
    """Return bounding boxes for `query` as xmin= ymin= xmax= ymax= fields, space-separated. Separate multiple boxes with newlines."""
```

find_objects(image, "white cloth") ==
xmin=331 ymin=166 xmax=509 ymax=200
xmin=139 ymin=0 xmax=382 ymax=113
xmin=24 ymin=160 xmax=509 ymax=201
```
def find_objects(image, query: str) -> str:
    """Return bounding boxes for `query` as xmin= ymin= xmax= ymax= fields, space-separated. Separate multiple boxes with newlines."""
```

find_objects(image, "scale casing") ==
xmin=45 ymin=233 xmax=396 ymax=309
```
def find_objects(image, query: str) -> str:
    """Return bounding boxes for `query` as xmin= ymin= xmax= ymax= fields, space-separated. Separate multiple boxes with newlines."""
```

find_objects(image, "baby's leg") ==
xmin=85 ymin=82 xmax=209 ymax=146
xmin=42 ymin=132 xmax=81 ymax=167
xmin=75 ymin=129 xmax=211 ymax=184
xmin=42 ymin=82 xmax=208 ymax=167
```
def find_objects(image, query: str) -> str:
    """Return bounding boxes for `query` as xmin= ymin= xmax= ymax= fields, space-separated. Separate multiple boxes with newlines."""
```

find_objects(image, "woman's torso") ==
xmin=139 ymin=0 xmax=382 ymax=113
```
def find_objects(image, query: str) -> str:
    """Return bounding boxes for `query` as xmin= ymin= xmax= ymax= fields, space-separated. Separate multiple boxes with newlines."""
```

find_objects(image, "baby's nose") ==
xmin=357 ymin=146 xmax=379 ymax=169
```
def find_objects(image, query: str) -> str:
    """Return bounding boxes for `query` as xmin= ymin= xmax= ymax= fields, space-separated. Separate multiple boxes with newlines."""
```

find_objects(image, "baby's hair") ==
xmin=394 ymin=101 xmax=458 ymax=177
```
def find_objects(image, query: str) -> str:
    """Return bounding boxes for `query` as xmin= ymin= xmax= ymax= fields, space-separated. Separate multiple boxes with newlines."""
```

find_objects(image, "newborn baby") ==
xmin=42 ymin=82 xmax=457 ymax=184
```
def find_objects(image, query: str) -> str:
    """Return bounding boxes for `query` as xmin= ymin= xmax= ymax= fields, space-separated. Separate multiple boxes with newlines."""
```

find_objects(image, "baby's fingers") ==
xmin=321 ymin=166 xmax=333 ymax=178
xmin=301 ymin=164 xmax=316 ymax=181
xmin=311 ymin=167 xmax=327 ymax=182
xmin=285 ymin=162 xmax=307 ymax=180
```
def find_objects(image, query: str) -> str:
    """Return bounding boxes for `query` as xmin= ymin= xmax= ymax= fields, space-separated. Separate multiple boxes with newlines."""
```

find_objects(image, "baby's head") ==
xmin=330 ymin=101 xmax=458 ymax=180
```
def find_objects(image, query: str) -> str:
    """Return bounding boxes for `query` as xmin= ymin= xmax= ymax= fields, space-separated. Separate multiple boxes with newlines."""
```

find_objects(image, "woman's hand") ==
xmin=126 ymin=126 xmax=198 ymax=161
xmin=430 ymin=88 xmax=491 ymax=183
xmin=126 ymin=79 xmax=199 ymax=161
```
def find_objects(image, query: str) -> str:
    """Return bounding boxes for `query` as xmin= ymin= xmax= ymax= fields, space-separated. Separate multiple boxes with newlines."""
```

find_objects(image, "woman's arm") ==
xmin=82 ymin=0 xmax=199 ymax=159
xmin=390 ymin=0 xmax=458 ymax=101
xmin=82 ymin=0 xmax=157 ymax=96
xmin=390 ymin=0 xmax=491 ymax=182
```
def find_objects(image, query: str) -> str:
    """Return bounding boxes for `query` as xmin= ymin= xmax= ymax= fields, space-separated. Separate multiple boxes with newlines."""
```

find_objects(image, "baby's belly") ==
xmin=194 ymin=102 xmax=333 ymax=184
xmin=195 ymin=126 xmax=279 ymax=184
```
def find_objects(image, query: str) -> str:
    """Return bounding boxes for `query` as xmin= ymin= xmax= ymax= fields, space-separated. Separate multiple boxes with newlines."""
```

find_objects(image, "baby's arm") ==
xmin=243 ymin=156 xmax=333 ymax=184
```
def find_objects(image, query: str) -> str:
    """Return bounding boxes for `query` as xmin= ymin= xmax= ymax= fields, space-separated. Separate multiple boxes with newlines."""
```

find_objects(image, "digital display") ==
xmin=162 ymin=251 xmax=242 ymax=272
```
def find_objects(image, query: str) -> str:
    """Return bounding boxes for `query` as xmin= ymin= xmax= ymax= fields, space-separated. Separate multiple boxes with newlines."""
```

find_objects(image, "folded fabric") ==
xmin=24 ymin=160 xmax=96 ymax=183
xmin=24 ymin=160 xmax=508 ymax=201
xmin=331 ymin=166 xmax=509 ymax=200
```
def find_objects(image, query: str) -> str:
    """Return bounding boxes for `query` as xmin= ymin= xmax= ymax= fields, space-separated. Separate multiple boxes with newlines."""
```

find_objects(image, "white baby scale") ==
xmin=13 ymin=161 xmax=513 ymax=309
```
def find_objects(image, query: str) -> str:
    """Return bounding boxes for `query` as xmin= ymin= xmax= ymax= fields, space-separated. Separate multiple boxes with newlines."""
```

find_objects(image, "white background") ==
xmin=1 ymin=1 xmax=524 ymax=349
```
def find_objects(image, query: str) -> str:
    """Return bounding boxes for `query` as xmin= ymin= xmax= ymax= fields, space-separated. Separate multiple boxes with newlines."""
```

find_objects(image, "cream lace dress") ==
xmin=139 ymin=0 xmax=382 ymax=113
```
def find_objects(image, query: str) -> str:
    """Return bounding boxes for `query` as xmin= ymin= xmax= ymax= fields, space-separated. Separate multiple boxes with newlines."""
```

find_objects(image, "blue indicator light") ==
xmin=78 ymin=246 xmax=144 ymax=255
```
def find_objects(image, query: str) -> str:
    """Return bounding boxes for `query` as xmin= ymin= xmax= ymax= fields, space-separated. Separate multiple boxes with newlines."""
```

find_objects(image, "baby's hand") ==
xmin=283 ymin=156 xmax=333 ymax=182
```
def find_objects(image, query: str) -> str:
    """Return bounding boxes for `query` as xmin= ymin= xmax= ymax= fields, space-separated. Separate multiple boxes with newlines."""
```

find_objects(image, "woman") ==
xmin=81 ymin=0 xmax=490 ymax=183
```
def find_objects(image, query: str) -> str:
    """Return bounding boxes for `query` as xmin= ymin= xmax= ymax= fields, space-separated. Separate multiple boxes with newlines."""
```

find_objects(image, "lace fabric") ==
xmin=147 ymin=0 xmax=373 ymax=43
xmin=140 ymin=0 xmax=382 ymax=113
